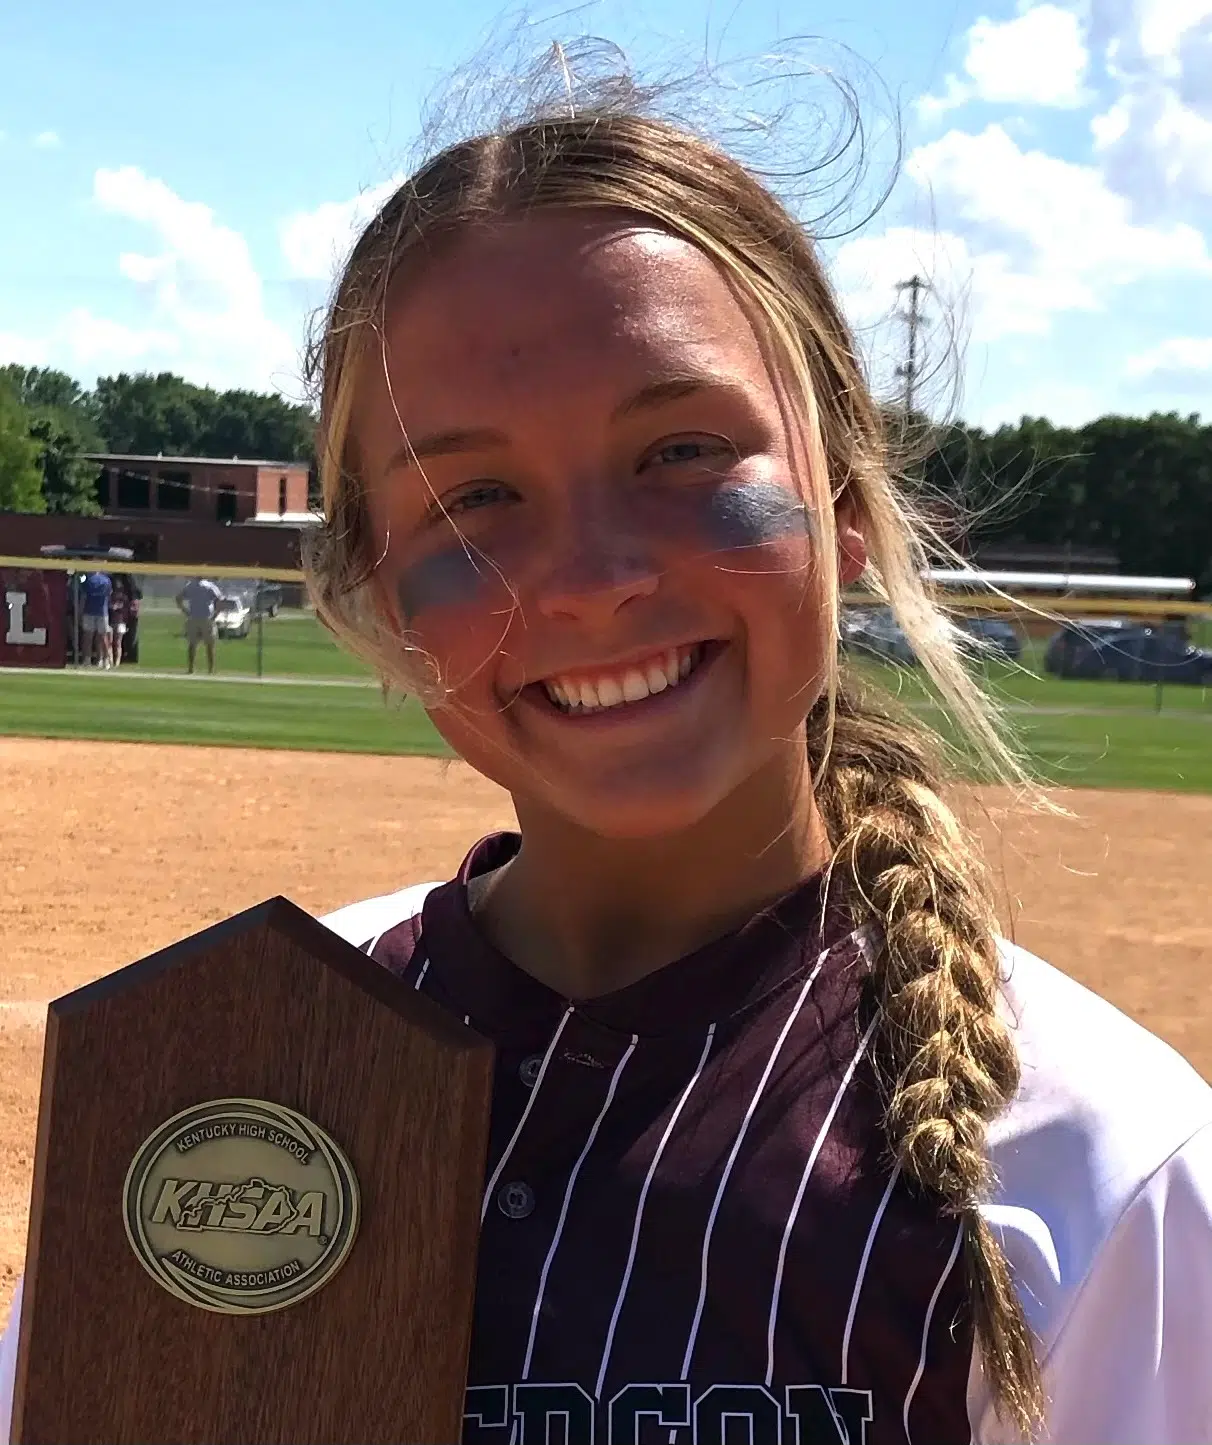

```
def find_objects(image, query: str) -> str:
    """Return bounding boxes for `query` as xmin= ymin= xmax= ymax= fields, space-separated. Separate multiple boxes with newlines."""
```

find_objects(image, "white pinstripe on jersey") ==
xmin=679 ymin=944 xmax=832 ymax=1381
xmin=521 ymin=1035 xmax=639 ymax=1379
xmin=904 ymin=1222 xmax=965 ymax=1444
xmin=594 ymin=1022 xmax=718 ymax=1399
xmin=841 ymin=1164 xmax=902 ymax=1385
xmin=480 ymin=1007 xmax=574 ymax=1223
xmin=764 ymin=1013 xmax=880 ymax=1387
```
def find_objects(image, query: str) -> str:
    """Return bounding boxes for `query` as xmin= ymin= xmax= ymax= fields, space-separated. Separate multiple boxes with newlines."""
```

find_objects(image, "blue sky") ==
xmin=3 ymin=0 xmax=1211 ymax=428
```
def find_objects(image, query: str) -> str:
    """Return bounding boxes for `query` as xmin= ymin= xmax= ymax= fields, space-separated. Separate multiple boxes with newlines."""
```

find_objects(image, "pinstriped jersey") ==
xmin=6 ymin=842 xmax=1212 ymax=1444
xmin=358 ymin=835 xmax=972 ymax=1445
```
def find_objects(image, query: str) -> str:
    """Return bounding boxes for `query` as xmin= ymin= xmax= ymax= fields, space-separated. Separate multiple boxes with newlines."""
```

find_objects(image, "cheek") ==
xmin=692 ymin=477 xmax=813 ymax=553
xmin=390 ymin=541 xmax=522 ymax=695
xmin=394 ymin=543 xmax=501 ymax=624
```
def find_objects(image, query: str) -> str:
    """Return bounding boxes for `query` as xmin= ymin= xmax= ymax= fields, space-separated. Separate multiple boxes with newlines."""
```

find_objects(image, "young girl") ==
xmin=3 ymin=78 xmax=1211 ymax=1445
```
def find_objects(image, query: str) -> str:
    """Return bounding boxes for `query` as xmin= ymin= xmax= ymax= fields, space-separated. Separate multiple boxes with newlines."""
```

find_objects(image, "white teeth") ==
xmin=596 ymin=676 xmax=624 ymax=707
xmin=621 ymin=669 xmax=650 ymax=703
xmin=544 ymin=645 xmax=705 ymax=714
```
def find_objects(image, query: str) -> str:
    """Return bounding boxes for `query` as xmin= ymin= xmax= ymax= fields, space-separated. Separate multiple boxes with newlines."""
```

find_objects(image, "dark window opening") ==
xmin=116 ymin=470 xmax=151 ymax=509
xmin=216 ymin=484 xmax=238 ymax=524
xmin=95 ymin=469 xmax=110 ymax=509
xmin=278 ymin=475 xmax=288 ymax=515
xmin=157 ymin=470 xmax=191 ymax=511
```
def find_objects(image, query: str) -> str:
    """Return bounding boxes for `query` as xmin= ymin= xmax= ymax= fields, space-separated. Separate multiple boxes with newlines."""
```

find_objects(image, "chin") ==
xmin=527 ymin=757 xmax=746 ymax=842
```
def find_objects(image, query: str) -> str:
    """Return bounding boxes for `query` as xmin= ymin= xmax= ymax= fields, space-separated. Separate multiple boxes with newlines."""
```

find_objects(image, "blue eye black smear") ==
xmin=395 ymin=480 xmax=812 ymax=622
xmin=397 ymin=543 xmax=497 ymax=624
xmin=698 ymin=481 xmax=812 ymax=553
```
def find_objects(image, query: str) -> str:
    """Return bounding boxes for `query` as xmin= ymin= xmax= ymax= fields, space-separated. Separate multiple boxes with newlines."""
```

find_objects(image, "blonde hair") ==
xmin=304 ymin=89 xmax=1043 ymax=1436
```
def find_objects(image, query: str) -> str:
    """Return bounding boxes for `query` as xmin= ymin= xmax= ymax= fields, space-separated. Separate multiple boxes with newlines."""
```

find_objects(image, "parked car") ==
xmin=245 ymin=581 xmax=283 ymax=618
xmin=954 ymin=615 xmax=1023 ymax=662
xmin=215 ymin=593 xmax=253 ymax=639
xmin=842 ymin=607 xmax=917 ymax=665
xmin=1044 ymin=621 xmax=1212 ymax=684
xmin=214 ymin=582 xmax=284 ymax=639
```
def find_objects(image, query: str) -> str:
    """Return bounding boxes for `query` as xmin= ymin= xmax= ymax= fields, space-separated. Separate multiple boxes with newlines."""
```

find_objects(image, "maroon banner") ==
xmin=1 ymin=570 xmax=66 ymax=669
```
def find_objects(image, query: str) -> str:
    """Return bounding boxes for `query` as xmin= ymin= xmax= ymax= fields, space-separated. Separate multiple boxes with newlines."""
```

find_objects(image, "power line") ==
xmin=895 ymin=274 xmax=929 ymax=415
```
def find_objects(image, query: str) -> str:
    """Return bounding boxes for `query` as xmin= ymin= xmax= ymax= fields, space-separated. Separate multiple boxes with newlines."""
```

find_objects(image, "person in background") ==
xmin=80 ymin=570 xmax=112 ymax=668
xmin=174 ymin=575 xmax=223 ymax=675
xmin=108 ymin=578 xmax=129 ymax=668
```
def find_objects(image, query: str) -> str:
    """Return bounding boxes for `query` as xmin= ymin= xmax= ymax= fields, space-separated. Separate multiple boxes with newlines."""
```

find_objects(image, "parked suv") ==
xmin=954 ymin=616 xmax=1023 ymax=662
xmin=842 ymin=606 xmax=917 ymax=665
xmin=1044 ymin=621 xmax=1212 ymax=684
xmin=214 ymin=581 xmax=284 ymax=639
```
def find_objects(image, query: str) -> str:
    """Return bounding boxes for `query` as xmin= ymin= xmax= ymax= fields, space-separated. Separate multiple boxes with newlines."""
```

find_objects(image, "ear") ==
xmin=834 ymin=490 xmax=868 ymax=587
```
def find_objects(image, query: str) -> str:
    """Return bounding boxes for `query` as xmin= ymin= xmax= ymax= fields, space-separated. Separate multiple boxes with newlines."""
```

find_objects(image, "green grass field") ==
xmin=5 ymin=609 xmax=1208 ymax=790
xmin=131 ymin=606 xmax=372 ymax=679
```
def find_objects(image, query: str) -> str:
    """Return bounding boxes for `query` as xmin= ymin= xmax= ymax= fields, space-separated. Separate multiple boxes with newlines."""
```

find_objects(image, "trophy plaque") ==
xmin=10 ymin=897 xmax=494 ymax=1445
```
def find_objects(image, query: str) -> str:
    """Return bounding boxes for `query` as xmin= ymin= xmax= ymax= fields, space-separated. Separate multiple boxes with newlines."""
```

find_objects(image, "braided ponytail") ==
xmin=813 ymin=681 xmax=1044 ymax=1438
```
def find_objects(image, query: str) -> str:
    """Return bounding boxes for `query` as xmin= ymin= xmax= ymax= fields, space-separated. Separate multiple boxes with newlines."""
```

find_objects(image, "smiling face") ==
xmin=354 ymin=211 xmax=864 ymax=839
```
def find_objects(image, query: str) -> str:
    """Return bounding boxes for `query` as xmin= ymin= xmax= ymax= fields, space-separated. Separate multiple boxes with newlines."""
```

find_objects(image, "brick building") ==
xmin=87 ymin=454 xmax=312 ymax=525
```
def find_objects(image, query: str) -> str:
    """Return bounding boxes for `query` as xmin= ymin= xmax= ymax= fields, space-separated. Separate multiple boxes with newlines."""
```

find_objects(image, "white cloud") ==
xmin=919 ymin=5 xmax=1089 ymax=117
xmin=833 ymin=120 xmax=1212 ymax=396
xmin=279 ymin=175 xmax=402 ymax=283
xmin=1135 ymin=0 xmax=1212 ymax=69
xmin=910 ymin=123 xmax=1210 ymax=293
xmin=32 ymin=130 xmax=61 ymax=149
xmin=2 ymin=166 xmax=298 ymax=393
xmin=1125 ymin=334 xmax=1212 ymax=377
xmin=1089 ymin=0 xmax=1212 ymax=212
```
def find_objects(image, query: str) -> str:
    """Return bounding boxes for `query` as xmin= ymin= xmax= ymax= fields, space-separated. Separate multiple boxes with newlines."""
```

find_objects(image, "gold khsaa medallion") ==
xmin=123 ymin=1097 xmax=359 ymax=1315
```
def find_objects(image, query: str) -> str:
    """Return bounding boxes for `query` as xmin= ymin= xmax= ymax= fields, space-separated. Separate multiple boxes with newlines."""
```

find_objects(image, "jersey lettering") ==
xmin=693 ymin=1385 xmax=781 ymax=1445
xmin=784 ymin=1386 xmax=873 ymax=1445
xmin=607 ymin=1383 xmax=691 ymax=1444
xmin=464 ymin=1384 xmax=511 ymax=1439
xmin=464 ymin=1382 xmax=872 ymax=1445
xmin=512 ymin=1382 xmax=596 ymax=1445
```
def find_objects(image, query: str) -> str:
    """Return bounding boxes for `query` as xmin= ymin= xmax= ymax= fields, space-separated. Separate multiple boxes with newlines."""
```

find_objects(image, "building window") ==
xmin=157 ymin=470 xmax=191 ymax=511
xmin=95 ymin=469 xmax=110 ymax=509
xmin=216 ymin=484 xmax=238 ymax=524
xmin=116 ymin=470 xmax=151 ymax=509
xmin=279 ymin=475 xmax=288 ymax=515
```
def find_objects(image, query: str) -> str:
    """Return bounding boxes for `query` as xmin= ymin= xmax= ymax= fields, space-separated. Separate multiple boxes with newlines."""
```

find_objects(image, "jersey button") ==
xmin=497 ymin=1181 xmax=536 ymax=1220
xmin=518 ymin=1054 xmax=544 ymax=1088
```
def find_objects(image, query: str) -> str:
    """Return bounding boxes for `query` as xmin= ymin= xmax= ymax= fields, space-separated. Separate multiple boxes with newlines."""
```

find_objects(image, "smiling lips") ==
xmin=542 ymin=644 xmax=705 ymax=714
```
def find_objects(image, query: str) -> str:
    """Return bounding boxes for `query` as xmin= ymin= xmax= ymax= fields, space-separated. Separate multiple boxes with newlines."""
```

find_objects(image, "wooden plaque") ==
xmin=11 ymin=898 xmax=494 ymax=1445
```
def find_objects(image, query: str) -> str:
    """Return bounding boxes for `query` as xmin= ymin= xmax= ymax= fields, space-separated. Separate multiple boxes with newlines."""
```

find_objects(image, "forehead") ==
xmin=365 ymin=211 xmax=773 ymax=422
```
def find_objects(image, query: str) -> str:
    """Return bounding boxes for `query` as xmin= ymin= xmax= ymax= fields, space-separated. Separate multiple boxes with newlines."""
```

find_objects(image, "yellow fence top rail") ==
xmin=0 ymin=555 xmax=303 ymax=583
xmin=3 ymin=556 xmax=1209 ymax=620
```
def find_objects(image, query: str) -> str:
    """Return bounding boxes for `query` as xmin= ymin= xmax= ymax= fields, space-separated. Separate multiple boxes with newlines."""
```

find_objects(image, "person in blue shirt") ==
xmin=80 ymin=572 xmax=112 ymax=668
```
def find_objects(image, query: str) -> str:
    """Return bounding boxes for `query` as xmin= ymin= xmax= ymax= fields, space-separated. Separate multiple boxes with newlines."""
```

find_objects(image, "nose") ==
xmin=533 ymin=490 xmax=660 ymax=625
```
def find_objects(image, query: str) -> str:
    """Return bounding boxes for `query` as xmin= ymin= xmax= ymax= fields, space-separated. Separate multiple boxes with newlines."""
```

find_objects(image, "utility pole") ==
xmin=895 ymin=274 xmax=927 ymax=415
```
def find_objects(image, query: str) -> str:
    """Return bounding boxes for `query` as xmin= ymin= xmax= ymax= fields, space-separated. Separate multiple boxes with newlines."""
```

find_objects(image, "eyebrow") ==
xmin=385 ymin=371 xmax=740 ymax=474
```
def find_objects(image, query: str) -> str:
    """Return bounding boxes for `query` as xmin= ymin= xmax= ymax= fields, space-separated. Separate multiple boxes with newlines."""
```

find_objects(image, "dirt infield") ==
xmin=2 ymin=739 xmax=1210 ymax=1318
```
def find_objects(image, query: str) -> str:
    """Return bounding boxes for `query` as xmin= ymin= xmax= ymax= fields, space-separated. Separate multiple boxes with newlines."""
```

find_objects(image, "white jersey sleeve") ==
xmin=0 ymin=885 xmax=436 ymax=1445
xmin=318 ymin=881 xmax=440 ymax=952
xmin=969 ymin=943 xmax=1212 ymax=1444
xmin=0 ymin=1280 xmax=16 ymax=1445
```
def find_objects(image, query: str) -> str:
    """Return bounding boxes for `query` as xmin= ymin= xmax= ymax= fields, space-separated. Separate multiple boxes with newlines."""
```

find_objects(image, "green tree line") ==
xmin=919 ymin=412 xmax=1212 ymax=592
xmin=0 ymin=366 xmax=1208 ymax=591
xmin=0 ymin=366 xmax=315 ymax=516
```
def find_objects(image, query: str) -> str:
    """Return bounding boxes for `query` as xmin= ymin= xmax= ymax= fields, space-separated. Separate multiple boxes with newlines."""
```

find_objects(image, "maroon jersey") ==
xmin=361 ymin=835 xmax=971 ymax=1445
